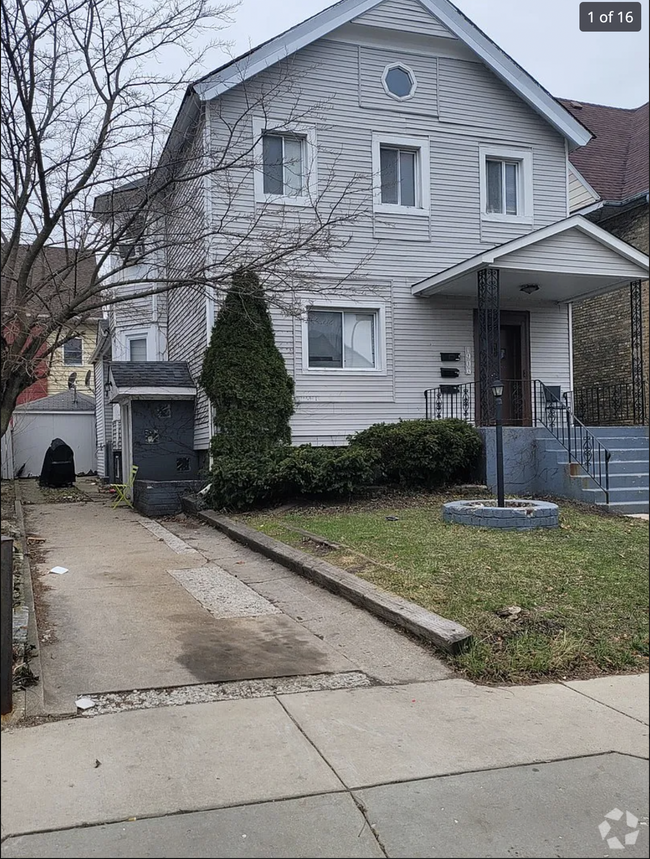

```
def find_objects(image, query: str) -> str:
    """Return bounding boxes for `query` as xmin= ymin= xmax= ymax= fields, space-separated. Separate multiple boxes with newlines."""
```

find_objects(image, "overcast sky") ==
xmin=210 ymin=0 xmax=649 ymax=108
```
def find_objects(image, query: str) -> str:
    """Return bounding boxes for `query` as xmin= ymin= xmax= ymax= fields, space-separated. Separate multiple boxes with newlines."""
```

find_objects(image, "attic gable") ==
xmin=352 ymin=0 xmax=457 ymax=39
xmin=193 ymin=0 xmax=590 ymax=149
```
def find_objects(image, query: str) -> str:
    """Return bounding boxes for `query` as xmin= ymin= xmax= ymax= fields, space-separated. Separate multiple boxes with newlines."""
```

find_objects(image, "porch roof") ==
xmin=108 ymin=362 xmax=196 ymax=403
xmin=411 ymin=215 xmax=649 ymax=302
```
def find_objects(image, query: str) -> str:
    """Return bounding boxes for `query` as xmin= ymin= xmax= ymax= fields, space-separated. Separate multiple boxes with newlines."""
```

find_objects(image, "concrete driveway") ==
xmin=24 ymin=493 xmax=449 ymax=714
xmin=25 ymin=500 xmax=355 ymax=713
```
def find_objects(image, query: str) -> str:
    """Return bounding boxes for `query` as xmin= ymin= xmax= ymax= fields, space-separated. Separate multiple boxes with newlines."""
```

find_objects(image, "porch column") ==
xmin=477 ymin=267 xmax=500 ymax=425
xmin=630 ymin=280 xmax=646 ymax=424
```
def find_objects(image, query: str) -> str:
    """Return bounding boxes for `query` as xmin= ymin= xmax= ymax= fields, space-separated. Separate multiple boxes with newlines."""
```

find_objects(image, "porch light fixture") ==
xmin=491 ymin=379 xmax=505 ymax=507
xmin=519 ymin=283 xmax=539 ymax=295
xmin=491 ymin=379 xmax=504 ymax=398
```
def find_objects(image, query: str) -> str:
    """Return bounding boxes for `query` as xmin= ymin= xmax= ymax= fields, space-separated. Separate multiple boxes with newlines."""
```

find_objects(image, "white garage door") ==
xmin=12 ymin=412 xmax=96 ymax=478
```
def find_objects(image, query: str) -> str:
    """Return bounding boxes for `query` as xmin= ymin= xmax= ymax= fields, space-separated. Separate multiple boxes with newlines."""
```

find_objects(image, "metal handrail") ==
xmin=533 ymin=380 xmax=610 ymax=503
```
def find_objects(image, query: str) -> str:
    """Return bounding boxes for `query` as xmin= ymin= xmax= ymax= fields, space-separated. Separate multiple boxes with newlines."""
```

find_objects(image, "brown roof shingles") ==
xmin=560 ymin=99 xmax=649 ymax=201
xmin=1 ymin=245 xmax=100 ymax=321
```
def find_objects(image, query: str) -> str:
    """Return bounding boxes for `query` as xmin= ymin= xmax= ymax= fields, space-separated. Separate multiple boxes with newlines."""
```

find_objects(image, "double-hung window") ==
xmin=486 ymin=159 xmax=519 ymax=215
xmin=254 ymin=119 xmax=316 ymax=205
xmin=262 ymin=133 xmax=305 ymax=197
xmin=372 ymin=134 xmax=430 ymax=215
xmin=307 ymin=309 xmax=378 ymax=370
xmin=480 ymin=146 xmax=533 ymax=222
xmin=128 ymin=337 xmax=148 ymax=362
xmin=380 ymin=146 xmax=417 ymax=207
xmin=63 ymin=338 xmax=83 ymax=366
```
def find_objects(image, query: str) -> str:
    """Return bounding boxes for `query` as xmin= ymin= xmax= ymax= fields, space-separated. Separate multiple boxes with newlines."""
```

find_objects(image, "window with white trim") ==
xmin=382 ymin=63 xmax=417 ymax=100
xmin=63 ymin=338 xmax=83 ymax=365
xmin=253 ymin=118 xmax=316 ymax=205
xmin=307 ymin=309 xmax=378 ymax=370
xmin=262 ymin=133 xmax=306 ymax=197
xmin=128 ymin=337 xmax=148 ymax=362
xmin=380 ymin=146 xmax=417 ymax=207
xmin=479 ymin=146 xmax=533 ymax=222
xmin=372 ymin=134 xmax=430 ymax=215
xmin=486 ymin=159 xmax=519 ymax=215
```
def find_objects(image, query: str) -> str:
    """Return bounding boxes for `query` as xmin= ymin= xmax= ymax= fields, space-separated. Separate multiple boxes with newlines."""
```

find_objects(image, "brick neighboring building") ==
xmin=560 ymin=99 xmax=649 ymax=421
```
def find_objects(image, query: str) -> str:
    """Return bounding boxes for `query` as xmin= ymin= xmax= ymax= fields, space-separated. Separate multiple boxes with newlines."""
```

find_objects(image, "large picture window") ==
xmin=307 ymin=309 xmax=378 ymax=370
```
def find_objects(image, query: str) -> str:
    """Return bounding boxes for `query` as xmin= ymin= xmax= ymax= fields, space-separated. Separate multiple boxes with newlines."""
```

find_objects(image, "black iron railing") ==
xmin=570 ymin=383 xmax=648 ymax=426
xmin=425 ymin=383 xmax=476 ymax=422
xmin=533 ymin=381 xmax=610 ymax=502
xmin=424 ymin=380 xmax=526 ymax=426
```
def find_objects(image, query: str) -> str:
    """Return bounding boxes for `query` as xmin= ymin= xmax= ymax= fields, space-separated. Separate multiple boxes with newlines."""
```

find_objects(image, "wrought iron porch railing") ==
xmin=569 ymin=382 xmax=648 ymax=426
xmin=424 ymin=380 xmax=526 ymax=425
xmin=423 ymin=380 xmax=611 ymax=501
xmin=424 ymin=382 xmax=476 ymax=422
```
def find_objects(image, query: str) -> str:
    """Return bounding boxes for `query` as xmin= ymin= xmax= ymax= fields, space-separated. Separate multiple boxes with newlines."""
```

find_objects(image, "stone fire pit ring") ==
xmin=443 ymin=499 xmax=559 ymax=530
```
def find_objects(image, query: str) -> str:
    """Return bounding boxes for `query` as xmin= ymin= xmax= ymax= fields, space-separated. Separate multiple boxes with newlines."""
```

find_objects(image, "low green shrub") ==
xmin=281 ymin=445 xmax=377 ymax=498
xmin=350 ymin=418 xmax=482 ymax=489
xmin=208 ymin=444 xmax=377 ymax=510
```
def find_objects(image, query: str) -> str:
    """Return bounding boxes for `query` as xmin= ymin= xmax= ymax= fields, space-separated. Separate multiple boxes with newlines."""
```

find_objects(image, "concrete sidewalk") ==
xmin=1 ymin=675 xmax=648 ymax=856
xmin=2 ymin=500 xmax=648 ymax=857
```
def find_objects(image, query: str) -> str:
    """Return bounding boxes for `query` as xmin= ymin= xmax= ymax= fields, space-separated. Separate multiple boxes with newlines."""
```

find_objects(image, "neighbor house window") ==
xmin=128 ymin=337 xmax=147 ymax=362
xmin=307 ymin=309 xmax=378 ymax=370
xmin=372 ymin=134 xmax=430 ymax=214
xmin=63 ymin=338 xmax=83 ymax=365
xmin=262 ymin=133 xmax=306 ymax=197
xmin=486 ymin=159 xmax=519 ymax=215
xmin=479 ymin=146 xmax=533 ymax=221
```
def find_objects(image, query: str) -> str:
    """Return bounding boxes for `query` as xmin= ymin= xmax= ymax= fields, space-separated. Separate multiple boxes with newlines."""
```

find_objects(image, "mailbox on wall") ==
xmin=440 ymin=352 xmax=461 ymax=362
xmin=440 ymin=367 xmax=460 ymax=378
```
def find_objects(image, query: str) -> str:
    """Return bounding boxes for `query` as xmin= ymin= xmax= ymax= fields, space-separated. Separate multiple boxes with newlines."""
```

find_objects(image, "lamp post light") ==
xmin=491 ymin=379 xmax=505 ymax=508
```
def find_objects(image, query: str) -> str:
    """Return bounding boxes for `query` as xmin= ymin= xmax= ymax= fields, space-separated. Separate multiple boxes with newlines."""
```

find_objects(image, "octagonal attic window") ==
xmin=382 ymin=63 xmax=417 ymax=100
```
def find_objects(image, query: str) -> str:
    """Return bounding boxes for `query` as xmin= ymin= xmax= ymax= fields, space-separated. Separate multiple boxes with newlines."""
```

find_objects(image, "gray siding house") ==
xmin=98 ymin=0 xmax=649 ymax=513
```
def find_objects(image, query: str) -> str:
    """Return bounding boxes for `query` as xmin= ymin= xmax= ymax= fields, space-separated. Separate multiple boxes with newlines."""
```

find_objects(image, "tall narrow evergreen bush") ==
xmin=200 ymin=269 xmax=294 ymax=456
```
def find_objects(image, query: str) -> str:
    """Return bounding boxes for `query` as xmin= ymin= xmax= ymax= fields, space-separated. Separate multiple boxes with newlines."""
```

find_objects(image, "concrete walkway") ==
xmin=2 ymin=498 xmax=648 ymax=857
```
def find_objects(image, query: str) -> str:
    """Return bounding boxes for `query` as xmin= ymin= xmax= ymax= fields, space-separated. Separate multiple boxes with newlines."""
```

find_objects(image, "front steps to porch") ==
xmin=541 ymin=426 xmax=649 ymax=514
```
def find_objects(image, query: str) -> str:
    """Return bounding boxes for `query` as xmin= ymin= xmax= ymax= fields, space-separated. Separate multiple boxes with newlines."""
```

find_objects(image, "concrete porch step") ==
xmin=606 ymin=447 xmax=649 ymax=462
xmin=583 ymin=486 xmax=649 ymax=504
xmin=606 ymin=472 xmax=650 ymax=489
xmin=585 ymin=426 xmax=649 ymax=438
xmin=601 ymin=500 xmax=650 ymax=514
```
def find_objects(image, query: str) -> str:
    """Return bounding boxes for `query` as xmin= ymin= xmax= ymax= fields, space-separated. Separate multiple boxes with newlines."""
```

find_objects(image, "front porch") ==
xmin=414 ymin=214 xmax=649 ymax=512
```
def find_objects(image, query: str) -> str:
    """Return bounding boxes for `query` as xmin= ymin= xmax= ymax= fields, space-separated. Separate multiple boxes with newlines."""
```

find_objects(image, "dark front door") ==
xmin=474 ymin=310 xmax=532 ymax=426
xmin=500 ymin=323 xmax=523 ymax=425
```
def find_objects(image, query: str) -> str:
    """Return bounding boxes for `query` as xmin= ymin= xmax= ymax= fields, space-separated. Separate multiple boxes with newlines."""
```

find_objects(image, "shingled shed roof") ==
xmin=109 ymin=362 xmax=194 ymax=388
xmin=560 ymin=99 xmax=649 ymax=201
xmin=15 ymin=390 xmax=95 ymax=412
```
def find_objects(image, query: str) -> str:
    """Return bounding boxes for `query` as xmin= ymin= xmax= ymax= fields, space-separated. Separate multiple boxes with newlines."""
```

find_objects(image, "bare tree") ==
xmin=1 ymin=0 xmax=370 ymax=437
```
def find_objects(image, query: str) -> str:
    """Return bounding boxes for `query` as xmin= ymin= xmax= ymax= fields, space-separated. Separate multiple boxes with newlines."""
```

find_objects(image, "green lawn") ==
xmin=242 ymin=493 xmax=649 ymax=684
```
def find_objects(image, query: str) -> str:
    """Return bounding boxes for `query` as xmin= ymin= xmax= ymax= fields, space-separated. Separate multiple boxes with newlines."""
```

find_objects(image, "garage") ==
xmin=6 ymin=390 xmax=96 ymax=479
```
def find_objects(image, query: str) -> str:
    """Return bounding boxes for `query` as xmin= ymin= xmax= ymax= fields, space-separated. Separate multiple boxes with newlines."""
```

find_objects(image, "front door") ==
xmin=474 ymin=310 xmax=531 ymax=426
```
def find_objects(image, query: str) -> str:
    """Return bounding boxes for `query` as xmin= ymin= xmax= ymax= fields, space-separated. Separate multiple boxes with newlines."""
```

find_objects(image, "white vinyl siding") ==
xmin=352 ymin=0 xmax=457 ymax=39
xmin=188 ymin=31 xmax=572 ymax=445
xmin=568 ymin=167 xmax=599 ymax=212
